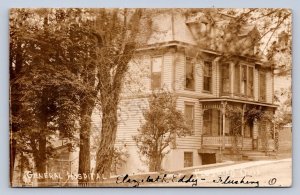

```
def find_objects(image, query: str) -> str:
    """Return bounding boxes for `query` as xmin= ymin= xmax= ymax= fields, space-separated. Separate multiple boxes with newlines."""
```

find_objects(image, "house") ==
xmin=111 ymin=10 xmax=278 ymax=174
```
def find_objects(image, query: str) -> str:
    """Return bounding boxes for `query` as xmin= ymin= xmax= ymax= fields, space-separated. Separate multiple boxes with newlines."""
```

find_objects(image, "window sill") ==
xmin=185 ymin=88 xmax=195 ymax=92
xmin=202 ymin=90 xmax=212 ymax=94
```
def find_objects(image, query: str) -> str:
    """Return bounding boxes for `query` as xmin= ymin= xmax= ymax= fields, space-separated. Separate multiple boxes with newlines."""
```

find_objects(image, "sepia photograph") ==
xmin=9 ymin=8 xmax=292 ymax=187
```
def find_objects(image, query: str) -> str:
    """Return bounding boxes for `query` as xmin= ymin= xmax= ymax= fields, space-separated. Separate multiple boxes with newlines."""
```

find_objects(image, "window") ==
xmin=203 ymin=109 xmax=222 ymax=136
xmin=248 ymin=67 xmax=254 ymax=97
xmin=244 ymin=121 xmax=253 ymax=138
xmin=221 ymin=63 xmax=230 ymax=94
xmin=234 ymin=64 xmax=254 ymax=97
xmin=203 ymin=110 xmax=212 ymax=135
xmin=151 ymin=56 xmax=162 ymax=90
xmin=225 ymin=116 xmax=231 ymax=136
xmin=203 ymin=61 xmax=212 ymax=92
xmin=234 ymin=65 xmax=240 ymax=94
xmin=185 ymin=57 xmax=195 ymax=90
xmin=184 ymin=152 xmax=193 ymax=168
xmin=185 ymin=104 xmax=194 ymax=135
xmin=241 ymin=65 xmax=247 ymax=95
xmin=259 ymin=71 xmax=266 ymax=101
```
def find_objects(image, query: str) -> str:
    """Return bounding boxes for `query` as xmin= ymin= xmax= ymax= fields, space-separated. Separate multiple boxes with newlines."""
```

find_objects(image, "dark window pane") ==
xmin=234 ymin=65 xmax=240 ymax=94
xmin=248 ymin=67 xmax=254 ymax=97
xmin=184 ymin=152 xmax=193 ymax=167
xmin=203 ymin=61 xmax=212 ymax=92
xmin=241 ymin=65 xmax=247 ymax=95
xmin=151 ymin=57 xmax=162 ymax=89
xmin=259 ymin=71 xmax=266 ymax=101
xmin=221 ymin=63 xmax=230 ymax=94
xmin=244 ymin=121 xmax=253 ymax=138
xmin=203 ymin=109 xmax=212 ymax=135
xmin=151 ymin=73 xmax=161 ymax=89
xmin=185 ymin=58 xmax=195 ymax=90
xmin=185 ymin=104 xmax=194 ymax=135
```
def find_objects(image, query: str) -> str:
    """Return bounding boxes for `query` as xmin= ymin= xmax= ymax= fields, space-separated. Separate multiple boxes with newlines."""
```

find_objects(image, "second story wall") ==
xmin=121 ymin=47 xmax=274 ymax=104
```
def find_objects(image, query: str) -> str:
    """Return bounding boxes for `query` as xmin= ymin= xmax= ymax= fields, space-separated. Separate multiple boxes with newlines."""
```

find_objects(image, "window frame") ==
xmin=185 ymin=57 xmax=195 ymax=91
xmin=220 ymin=63 xmax=231 ymax=95
xmin=259 ymin=70 xmax=267 ymax=102
xmin=202 ymin=109 xmax=212 ymax=136
xmin=234 ymin=63 xmax=255 ymax=98
xmin=184 ymin=102 xmax=195 ymax=136
xmin=184 ymin=152 xmax=193 ymax=168
xmin=151 ymin=56 xmax=163 ymax=90
xmin=202 ymin=109 xmax=222 ymax=136
xmin=203 ymin=61 xmax=213 ymax=93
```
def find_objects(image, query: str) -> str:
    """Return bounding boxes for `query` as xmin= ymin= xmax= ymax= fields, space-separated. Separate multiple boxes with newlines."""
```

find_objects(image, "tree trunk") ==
xmin=35 ymin=95 xmax=48 ymax=187
xmin=10 ymin=41 xmax=23 ymax=186
xmin=95 ymin=104 xmax=118 ymax=179
xmin=149 ymin=154 xmax=162 ymax=172
xmin=36 ymin=136 xmax=47 ymax=186
xmin=78 ymin=101 xmax=93 ymax=185
xmin=10 ymin=139 xmax=16 ymax=186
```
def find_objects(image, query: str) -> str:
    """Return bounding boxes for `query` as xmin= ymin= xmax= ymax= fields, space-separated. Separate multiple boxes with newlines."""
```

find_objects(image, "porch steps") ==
xmin=242 ymin=151 xmax=277 ymax=161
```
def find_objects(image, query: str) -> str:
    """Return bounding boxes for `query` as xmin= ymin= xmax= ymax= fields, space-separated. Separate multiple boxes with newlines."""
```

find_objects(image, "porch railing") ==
xmin=202 ymin=136 xmax=275 ymax=151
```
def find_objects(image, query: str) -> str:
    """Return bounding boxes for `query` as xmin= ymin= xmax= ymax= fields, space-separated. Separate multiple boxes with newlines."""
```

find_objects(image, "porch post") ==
xmin=241 ymin=104 xmax=246 ymax=149
xmin=221 ymin=101 xmax=227 ymax=150
xmin=230 ymin=62 xmax=234 ymax=98
xmin=253 ymin=118 xmax=258 ymax=150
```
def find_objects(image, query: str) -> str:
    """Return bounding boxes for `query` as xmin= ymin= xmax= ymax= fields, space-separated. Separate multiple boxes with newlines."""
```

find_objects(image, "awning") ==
xmin=198 ymin=97 xmax=278 ymax=108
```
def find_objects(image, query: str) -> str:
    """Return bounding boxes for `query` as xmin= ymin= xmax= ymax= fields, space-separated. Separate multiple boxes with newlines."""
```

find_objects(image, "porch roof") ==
xmin=198 ymin=97 xmax=278 ymax=108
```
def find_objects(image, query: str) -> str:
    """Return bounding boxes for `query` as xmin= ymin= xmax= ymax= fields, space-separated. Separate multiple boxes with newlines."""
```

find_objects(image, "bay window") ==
xmin=221 ymin=63 xmax=230 ymax=94
xmin=234 ymin=64 xmax=254 ymax=97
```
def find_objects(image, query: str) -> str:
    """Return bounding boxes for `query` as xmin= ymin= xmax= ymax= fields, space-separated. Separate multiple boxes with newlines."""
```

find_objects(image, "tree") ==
xmin=225 ymin=105 xmax=275 ymax=154
xmin=133 ymin=90 xmax=189 ymax=172
xmin=10 ymin=8 xmax=153 ymax=184
xmin=91 ymin=8 xmax=152 ymax=178
xmin=10 ymin=9 xmax=83 ymax=185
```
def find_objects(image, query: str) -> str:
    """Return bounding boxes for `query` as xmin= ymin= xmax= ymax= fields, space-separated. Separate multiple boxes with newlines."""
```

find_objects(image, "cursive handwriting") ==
xmin=213 ymin=175 xmax=260 ymax=187
xmin=116 ymin=174 xmax=199 ymax=187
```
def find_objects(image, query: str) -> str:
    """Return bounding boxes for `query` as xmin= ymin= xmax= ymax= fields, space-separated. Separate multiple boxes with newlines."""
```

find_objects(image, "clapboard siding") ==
xmin=162 ymin=51 xmax=174 ymax=90
xmin=174 ymin=52 xmax=185 ymax=92
xmin=121 ymin=55 xmax=151 ymax=97
xmin=176 ymin=96 xmax=202 ymax=149
xmin=266 ymin=71 xmax=273 ymax=103
xmin=174 ymin=52 xmax=218 ymax=98
xmin=116 ymin=98 xmax=148 ymax=146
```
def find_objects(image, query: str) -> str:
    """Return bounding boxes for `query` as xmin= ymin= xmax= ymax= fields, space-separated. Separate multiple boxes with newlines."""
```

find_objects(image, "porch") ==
xmin=201 ymin=136 xmax=275 ymax=151
xmin=199 ymin=99 xmax=278 ymax=153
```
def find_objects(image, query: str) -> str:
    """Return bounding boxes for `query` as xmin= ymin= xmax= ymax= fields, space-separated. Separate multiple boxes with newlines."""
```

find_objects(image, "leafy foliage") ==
xmin=133 ymin=90 xmax=190 ymax=172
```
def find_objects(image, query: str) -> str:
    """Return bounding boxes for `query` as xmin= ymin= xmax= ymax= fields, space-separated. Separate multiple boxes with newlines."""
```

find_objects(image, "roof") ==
xmin=198 ymin=97 xmax=278 ymax=108
xmin=147 ymin=12 xmax=196 ymax=45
